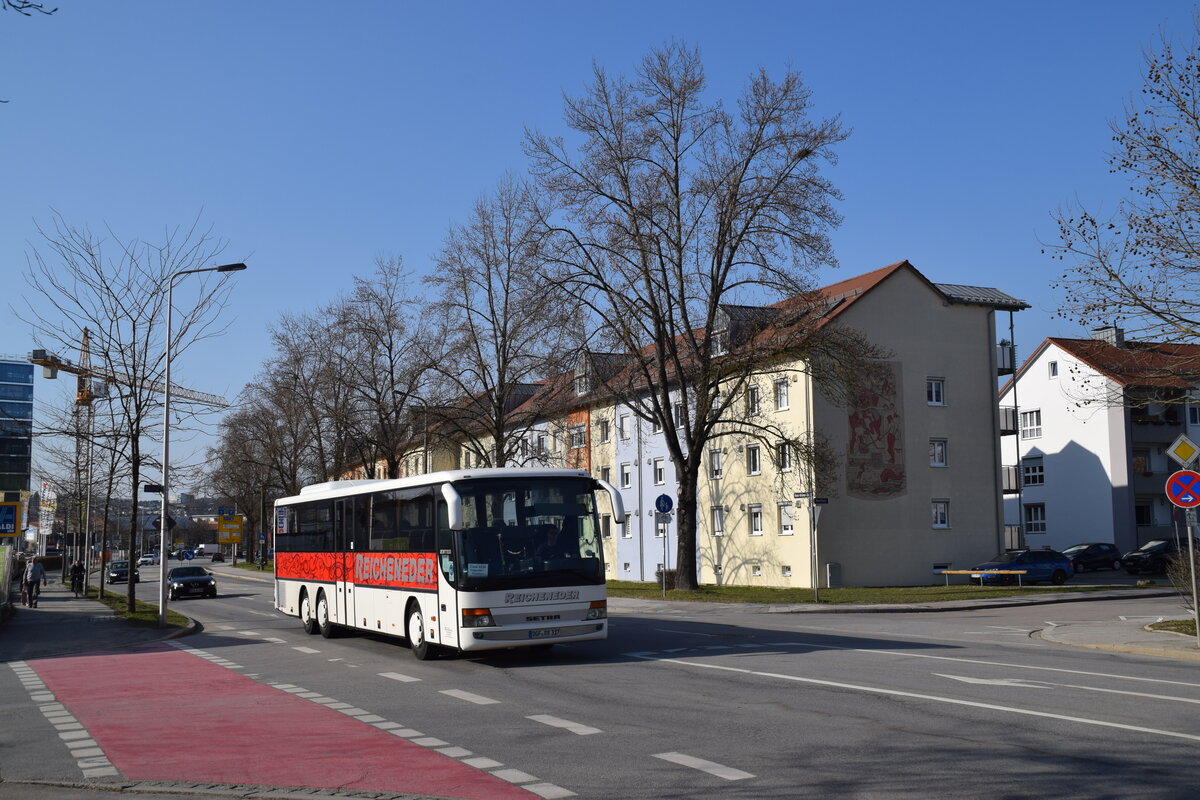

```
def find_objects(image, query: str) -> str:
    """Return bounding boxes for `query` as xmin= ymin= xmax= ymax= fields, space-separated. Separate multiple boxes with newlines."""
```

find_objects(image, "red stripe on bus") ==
xmin=275 ymin=551 xmax=437 ymax=590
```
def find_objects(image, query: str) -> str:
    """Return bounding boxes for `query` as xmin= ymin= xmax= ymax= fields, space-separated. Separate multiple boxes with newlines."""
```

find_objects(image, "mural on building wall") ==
xmin=847 ymin=361 xmax=905 ymax=498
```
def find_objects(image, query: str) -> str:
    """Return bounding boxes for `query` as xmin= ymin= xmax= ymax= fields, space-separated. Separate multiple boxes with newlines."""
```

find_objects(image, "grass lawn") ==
xmin=232 ymin=560 xmax=274 ymax=573
xmin=607 ymin=580 xmax=1155 ymax=605
xmin=1148 ymin=617 xmax=1199 ymax=637
xmin=87 ymin=585 xmax=190 ymax=628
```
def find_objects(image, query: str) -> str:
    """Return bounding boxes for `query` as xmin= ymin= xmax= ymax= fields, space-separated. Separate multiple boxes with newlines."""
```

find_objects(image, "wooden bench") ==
xmin=937 ymin=569 xmax=1028 ymax=587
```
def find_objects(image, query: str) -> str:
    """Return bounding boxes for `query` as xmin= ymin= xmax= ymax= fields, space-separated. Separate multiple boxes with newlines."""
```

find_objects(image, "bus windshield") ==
xmin=450 ymin=477 xmax=604 ymax=590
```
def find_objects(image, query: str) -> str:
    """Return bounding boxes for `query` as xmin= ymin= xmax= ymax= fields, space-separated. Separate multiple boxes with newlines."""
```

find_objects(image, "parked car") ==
xmin=970 ymin=549 xmax=1073 ymax=585
xmin=106 ymin=561 xmax=140 ymax=584
xmin=1062 ymin=542 xmax=1124 ymax=573
xmin=166 ymin=565 xmax=217 ymax=600
xmin=1123 ymin=538 xmax=1199 ymax=575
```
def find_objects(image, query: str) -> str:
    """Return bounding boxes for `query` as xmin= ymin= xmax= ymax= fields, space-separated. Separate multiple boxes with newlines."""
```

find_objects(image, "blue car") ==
xmin=970 ymin=549 xmax=1073 ymax=585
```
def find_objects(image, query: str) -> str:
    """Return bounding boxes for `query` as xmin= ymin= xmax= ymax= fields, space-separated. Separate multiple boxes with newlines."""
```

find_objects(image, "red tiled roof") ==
xmin=1048 ymin=337 xmax=1200 ymax=388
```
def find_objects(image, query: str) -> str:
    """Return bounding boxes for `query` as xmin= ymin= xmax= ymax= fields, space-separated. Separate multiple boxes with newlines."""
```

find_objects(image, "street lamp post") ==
xmin=158 ymin=262 xmax=247 ymax=627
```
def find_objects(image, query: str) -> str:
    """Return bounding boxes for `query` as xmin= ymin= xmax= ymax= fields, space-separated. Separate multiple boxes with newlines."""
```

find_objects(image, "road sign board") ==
xmin=1166 ymin=470 xmax=1200 ymax=508
xmin=654 ymin=511 xmax=672 ymax=524
xmin=1168 ymin=435 xmax=1199 ymax=467
xmin=813 ymin=497 xmax=830 ymax=505
xmin=654 ymin=494 xmax=673 ymax=513
xmin=793 ymin=491 xmax=812 ymax=500
xmin=217 ymin=514 xmax=244 ymax=544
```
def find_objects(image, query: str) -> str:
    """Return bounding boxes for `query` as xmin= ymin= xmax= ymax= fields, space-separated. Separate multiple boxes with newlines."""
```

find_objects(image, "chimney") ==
xmin=1091 ymin=325 xmax=1125 ymax=348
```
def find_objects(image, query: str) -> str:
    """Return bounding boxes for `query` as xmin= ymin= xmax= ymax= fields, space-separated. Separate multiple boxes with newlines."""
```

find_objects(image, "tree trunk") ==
xmin=674 ymin=459 xmax=700 ymax=590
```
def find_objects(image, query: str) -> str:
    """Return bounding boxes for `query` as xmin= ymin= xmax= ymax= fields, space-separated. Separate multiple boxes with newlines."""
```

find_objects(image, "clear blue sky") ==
xmin=2 ymin=1 xmax=1194 ymax=479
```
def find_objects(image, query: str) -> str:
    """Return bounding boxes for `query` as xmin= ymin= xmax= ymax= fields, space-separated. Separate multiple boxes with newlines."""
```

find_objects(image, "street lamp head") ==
xmin=216 ymin=263 xmax=248 ymax=273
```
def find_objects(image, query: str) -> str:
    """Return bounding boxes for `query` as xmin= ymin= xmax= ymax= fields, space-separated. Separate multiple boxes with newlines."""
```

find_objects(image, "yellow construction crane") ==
xmin=30 ymin=329 xmax=228 ymax=408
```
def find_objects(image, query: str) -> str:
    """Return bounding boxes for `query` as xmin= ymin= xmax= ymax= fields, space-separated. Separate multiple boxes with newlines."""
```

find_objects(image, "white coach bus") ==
xmin=273 ymin=468 xmax=625 ymax=659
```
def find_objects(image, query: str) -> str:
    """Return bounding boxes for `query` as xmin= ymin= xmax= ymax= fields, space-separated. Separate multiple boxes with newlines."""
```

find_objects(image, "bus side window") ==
xmin=437 ymin=528 xmax=454 ymax=581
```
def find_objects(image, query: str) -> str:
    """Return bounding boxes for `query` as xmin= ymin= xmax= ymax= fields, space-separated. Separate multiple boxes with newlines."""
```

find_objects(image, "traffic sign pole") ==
xmin=1165 ymin=454 xmax=1200 ymax=648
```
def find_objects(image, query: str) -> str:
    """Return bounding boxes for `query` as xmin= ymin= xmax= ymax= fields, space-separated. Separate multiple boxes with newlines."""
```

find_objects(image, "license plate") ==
xmin=969 ymin=573 xmax=983 ymax=579
xmin=529 ymin=628 xmax=560 ymax=639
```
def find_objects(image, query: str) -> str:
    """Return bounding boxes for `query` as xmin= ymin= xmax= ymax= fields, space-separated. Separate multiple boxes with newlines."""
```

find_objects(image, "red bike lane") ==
xmin=29 ymin=644 xmax=536 ymax=799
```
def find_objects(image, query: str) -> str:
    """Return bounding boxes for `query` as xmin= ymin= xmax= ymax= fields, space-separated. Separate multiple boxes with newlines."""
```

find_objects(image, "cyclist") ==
xmin=70 ymin=560 xmax=85 ymax=597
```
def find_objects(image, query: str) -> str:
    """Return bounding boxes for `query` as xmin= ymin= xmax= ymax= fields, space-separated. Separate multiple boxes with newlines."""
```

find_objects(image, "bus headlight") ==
xmin=462 ymin=608 xmax=496 ymax=628
xmin=585 ymin=600 xmax=607 ymax=620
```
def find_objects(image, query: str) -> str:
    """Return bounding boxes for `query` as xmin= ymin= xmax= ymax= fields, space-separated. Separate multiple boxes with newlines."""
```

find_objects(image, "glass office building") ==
xmin=0 ymin=358 xmax=34 ymax=504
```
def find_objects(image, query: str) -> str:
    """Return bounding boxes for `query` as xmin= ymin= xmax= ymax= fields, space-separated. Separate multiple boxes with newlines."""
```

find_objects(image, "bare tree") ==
xmin=526 ymin=42 xmax=878 ymax=590
xmin=1 ymin=1 xmax=56 ymax=15
xmin=20 ymin=213 xmax=241 ymax=611
xmin=425 ymin=176 xmax=578 ymax=467
xmin=1051 ymin=16 xmax=1200 ymax=367
xmin=328 ymin=258 xmax=433 ymax=479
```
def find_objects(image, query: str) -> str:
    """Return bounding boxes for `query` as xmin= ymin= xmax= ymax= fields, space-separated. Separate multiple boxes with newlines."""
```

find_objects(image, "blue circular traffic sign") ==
xmin=655 ymin=494 xmax=674 ymax=513
xmin=1166 ymin=470 xmax=1200 ymax=508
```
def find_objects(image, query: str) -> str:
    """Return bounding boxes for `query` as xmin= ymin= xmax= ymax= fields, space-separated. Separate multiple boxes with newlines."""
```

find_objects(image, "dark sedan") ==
xmin=1062 ymin=542 xmax=1124 ymax=573
xmin=1123 ymin=538 xmax=1199 ymax=575
xmin=166 ymin=566 xmax=217 ymax=600
xmin=971 ymin=549 xmax=1073 ymax=585
xmin=106 ymin=561 xmax=140 ymax=584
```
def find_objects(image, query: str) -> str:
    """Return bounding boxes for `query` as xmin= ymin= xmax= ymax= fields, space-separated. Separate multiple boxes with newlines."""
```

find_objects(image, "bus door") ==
xmin=333 ymin=497 xmax=356 ymax=627
xmin=435 ymin=506 xmax=460 ymax=648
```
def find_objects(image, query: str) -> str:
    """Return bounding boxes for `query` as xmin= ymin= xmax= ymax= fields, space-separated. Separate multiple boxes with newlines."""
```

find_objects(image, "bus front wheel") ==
xmin=300 ymin=592 xmax=318 ymax=635
xmin=406 ymin=604 xmax=436 ymax=661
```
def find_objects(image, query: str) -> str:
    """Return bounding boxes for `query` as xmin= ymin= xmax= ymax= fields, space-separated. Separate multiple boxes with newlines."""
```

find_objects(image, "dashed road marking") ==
xmin=293 ymin=646 xmax=321 ymax=654
xmin=441 ymin=689 xmax=500 ymax=705
xmin=527 ymin=714 xmax=601 ymax=735
xmin=654 ymin=751 xmax=754 ymax=781
xmin=379 ymin=671 xmax=421 ymax=682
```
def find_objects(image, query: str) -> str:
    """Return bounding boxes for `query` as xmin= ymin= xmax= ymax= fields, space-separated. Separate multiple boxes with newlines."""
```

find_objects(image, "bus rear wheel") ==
xmin=317 ymin=592 xmax=338 ymax=638
xmin=406 ymin=604 xmax=436 ymax=661
xmin=300 ymin=592 xmax=318 ymax=635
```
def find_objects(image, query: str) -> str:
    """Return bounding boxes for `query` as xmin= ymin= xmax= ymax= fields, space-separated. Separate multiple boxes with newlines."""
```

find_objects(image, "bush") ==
xmin=654 ymin=569 xmax=677 ymax=590
xmin=1166 ymin=548 xmax=1200 ymax=613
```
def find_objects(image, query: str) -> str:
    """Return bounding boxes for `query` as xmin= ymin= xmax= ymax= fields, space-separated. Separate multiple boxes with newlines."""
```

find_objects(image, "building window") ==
xmin=710 ymin=449 xmax=723 ymax=480
xmin=1024 ymin=503 xmax=1046 ymax=534
xmin=777 ymin=442 xmax=792 ymax=472
xmin=929 ymin=439 xmax=948 ymax=467
xmin=651 ymin=414 xmax=662 ymax=433
xmin=618 ymin=414 xmax=630 ymax=440
xmin=623 ymin=562 xmax=631 ymax=572
xmin=599 ymin=465 xmax=611 ymax=484
xmin=673 ymin=401 xmax=685 ymax=428
xmin=1048 ymin=361 xmax=1059 ymax=378
xmin=1022 ymin=457 xmax=1044 ymax=486
xmin=463 ymin=449 xmax=472 ymax=469
xmin=746 ymin=444 xmax=761 ymax=475
xmin=781 ymin=565 xmax=792 ymax=577
xmin=778 ymin=503 xmax=794 ymax=535
xmin=932 ymin=500 xmax=950 ymax=529
xmin=598 ymin=419 xmax=611 ymax=443
xmin=574 ymin=373 xmax=589 ymax=396
xmin=568 ymin=425 xmax=586 ymax=450
xmin=601 ymin=514 xmax=612 ymax=539
xmin=1135 ymin=502 xmax=1154 ymax=527
xmin=653 ymin=458 xmax=666 ymax=485
xmin=1188 ymin=402 xmax=1200 ymax=426
xmin=774 ymin=378 xmax=790 ymax=411
xmin=621 ymin=517 xmax=633 ymax=538
xmin=747 ymin=385 xmax=760 ymax=416
xmin=620 ymin=463 xmax=632 ymax=489
xmin=927 ymin=378 xmax=945 ymax=406
xmin=1020 ymin=409 xmax=1042 ymax=439
xmin=711 ymin=506 xmax=725 ymax=536
xmin=752 ymin=565 xmax=762 ymax=577
xmin=748 ymin=504 xmax=763 ymax=535
xmin=536 ymin=433 xmax=548 ymax=455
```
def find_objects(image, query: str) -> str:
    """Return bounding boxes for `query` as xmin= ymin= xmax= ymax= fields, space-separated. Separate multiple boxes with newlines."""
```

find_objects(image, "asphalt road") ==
xmin=3 ymin=563 xmax=1199 ymax=799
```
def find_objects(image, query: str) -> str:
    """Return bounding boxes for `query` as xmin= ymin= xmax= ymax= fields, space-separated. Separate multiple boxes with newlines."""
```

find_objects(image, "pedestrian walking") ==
xmin=23 ymin=557 xmax=47 ymax=608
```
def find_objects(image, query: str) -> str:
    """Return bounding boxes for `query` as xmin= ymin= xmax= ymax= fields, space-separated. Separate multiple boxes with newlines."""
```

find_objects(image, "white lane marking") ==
xmin=413 ymin=736 xmax=449 ymax=747
xmin=936 ymin=674 xmax=1052 ymax=688
xmin=936 ymin=673 xmax=1200 ymax=705
xmin=242 ymin=609 xmax=275 ymax=617
xmin=464 ymin=757 xmax=503 ymax=769
xmin=440 ymin=689 xmax=500 ymax=705
xmin=237 ymin=631 xmax=261 ymax=636
xmin=762 ymin=640 xmax=1200 ymax=689
xmin=261 ymin=637 xmax=287 ymax=643
xmin=292 ymin=647 xmax=320 ymax=654
xmin=640 ymin=655 xmax=1200 ymax=743
xmin=379 ymin=671 xmax=421 ymax=683
xmin=524 ymin=782 xmax=578 ymax=798
xmin=493 ymin=768 xmax=539 ymax=784
xmin=654 ymin=751 xmax=754 ymax=781
xmin=527 ymin=714 xmax=602 ymax=735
